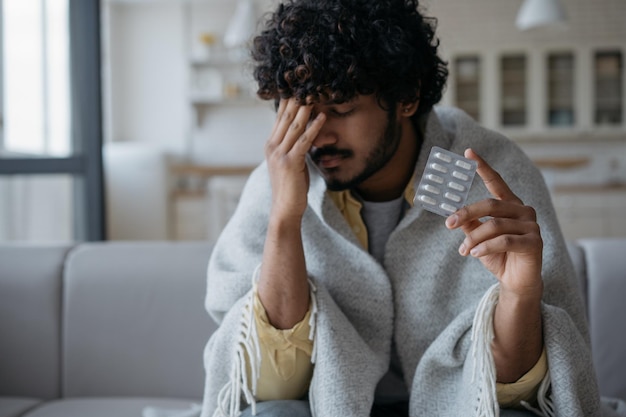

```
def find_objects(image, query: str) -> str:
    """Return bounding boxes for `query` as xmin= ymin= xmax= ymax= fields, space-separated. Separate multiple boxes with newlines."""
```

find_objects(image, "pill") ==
xmin=444 ymin=192 xmax=462 ymax=202
xmin=426 ymin=174 xmax=444 ymax=184
xmin=423 ymin=184 xmax=440 ymax=194
xmin=418 ymin=194 xmax=437 ymax=205
xmin=435 ymin=152 xmax=452 ymax=163
xmin=448 ymin=181 xmax=466 ymax=192
xmin=440 ymin=203 xmax=457 ymax=213
xmin=452 ymin=171 xmax=469 ymax=181
xmin=455 ymin=160 xmax=472 ymax=170
xmin=430 ymin=163 xmax=448 ymax=173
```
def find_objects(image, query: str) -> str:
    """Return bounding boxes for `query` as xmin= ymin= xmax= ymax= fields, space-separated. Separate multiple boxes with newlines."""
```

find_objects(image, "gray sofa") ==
xmin=1 ymin=238 xmax=625 ymax=416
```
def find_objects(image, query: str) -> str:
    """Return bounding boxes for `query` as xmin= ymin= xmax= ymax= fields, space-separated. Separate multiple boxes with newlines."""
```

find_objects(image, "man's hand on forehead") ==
xmin=264 ymin=98 xmax=326 ymax=220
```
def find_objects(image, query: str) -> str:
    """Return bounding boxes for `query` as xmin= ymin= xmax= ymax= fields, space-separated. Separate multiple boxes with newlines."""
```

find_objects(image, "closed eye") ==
xmin=330 ymin=108 xmax=355 ymax=118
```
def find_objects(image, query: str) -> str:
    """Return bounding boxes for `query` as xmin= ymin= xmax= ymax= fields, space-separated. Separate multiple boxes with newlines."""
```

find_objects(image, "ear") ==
xmin=397 ymin=100 xmax=419 ymax=118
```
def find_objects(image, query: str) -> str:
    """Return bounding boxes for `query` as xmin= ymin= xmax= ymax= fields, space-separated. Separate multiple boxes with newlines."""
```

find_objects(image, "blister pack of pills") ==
xmin=414 ymin=146 xmax=478 ymax=217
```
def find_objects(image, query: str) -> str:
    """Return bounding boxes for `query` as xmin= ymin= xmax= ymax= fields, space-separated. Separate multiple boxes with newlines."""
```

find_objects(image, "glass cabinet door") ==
xmin=547 ymin=52 xmax=575 ymax=127
xmin=500 ymin=55 xmax=527 ymax=126
xmin=454 ymin=56 xmax=481 ymax=122
xmin=594 ymin=50 xmax=623 ymax=125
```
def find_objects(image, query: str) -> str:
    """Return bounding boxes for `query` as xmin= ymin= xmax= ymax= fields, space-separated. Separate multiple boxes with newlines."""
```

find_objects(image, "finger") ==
xmin=291 ymin=111 xmax=326 ymax=153
xmin=446 ymin=198 xmax=537 ymax=230
xmin=279 ymin=104 xmax=315 ymax=152
xmin=269 ymin=99 xmax=288 ymax=138
xmin=267 ymin=98 xmax=300 ymax=149
xmin=461 ymin=232 xmax=543 ymax=258
xmin=465 ymin=148 xmax=522 ymax=204
xmin=458 ymin=217 xmax=540 ymax=256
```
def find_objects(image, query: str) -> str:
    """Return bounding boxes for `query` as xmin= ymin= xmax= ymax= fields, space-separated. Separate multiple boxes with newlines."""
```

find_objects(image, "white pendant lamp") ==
xmin=516 ymin=0 xmax=567 ymax=31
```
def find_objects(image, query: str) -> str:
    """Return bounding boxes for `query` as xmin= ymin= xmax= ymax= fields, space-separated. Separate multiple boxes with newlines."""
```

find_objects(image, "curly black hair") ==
xmin=251 ymin=0 xmax=448 ymax=118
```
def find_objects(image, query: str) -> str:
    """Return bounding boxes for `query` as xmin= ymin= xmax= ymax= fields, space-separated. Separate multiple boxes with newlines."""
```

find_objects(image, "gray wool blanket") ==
xmin=199 ymin=107 xmax=623 ymax=417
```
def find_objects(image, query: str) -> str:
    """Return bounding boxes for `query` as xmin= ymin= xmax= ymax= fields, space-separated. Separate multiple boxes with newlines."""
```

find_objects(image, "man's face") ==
xmin=308 ymin=94 xmax=402 ymax=192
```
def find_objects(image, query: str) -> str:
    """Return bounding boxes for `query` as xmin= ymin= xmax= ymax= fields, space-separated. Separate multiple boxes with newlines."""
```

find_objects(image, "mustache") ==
xmin=310 ymin=146 xmax=353 ymax=162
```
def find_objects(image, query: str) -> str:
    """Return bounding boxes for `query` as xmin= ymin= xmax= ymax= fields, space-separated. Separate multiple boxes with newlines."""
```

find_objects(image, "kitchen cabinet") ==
xmin=449 ymin=46 xmax=626 ymax=135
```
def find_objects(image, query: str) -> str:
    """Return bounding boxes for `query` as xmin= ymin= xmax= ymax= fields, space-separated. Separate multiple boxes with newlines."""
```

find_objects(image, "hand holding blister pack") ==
xmin=414 ymin=147 xmax=477 ymax=217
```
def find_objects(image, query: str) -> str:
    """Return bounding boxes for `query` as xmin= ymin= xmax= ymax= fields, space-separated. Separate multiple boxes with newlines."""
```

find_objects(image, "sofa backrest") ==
xmin=0 ymin=244 xmax=73 ymax=399
xmin=62 ymin=241 xmax=216 ymax=400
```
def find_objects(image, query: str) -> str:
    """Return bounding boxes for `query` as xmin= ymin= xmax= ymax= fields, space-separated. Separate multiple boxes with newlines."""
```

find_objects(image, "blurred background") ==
xmin=0 ymin=0 xmax=624 ymax=243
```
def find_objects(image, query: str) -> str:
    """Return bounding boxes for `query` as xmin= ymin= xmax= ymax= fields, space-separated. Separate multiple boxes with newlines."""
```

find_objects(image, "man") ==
xmin=200 ymin=0 xmax=609 ymax=416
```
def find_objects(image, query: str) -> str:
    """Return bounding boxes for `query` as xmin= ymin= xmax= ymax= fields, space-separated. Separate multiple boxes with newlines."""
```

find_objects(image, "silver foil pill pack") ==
xmin=414 ymin=146 xmax=477 ymax=217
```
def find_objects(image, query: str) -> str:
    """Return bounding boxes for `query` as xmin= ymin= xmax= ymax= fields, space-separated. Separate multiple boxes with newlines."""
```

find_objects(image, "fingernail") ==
xmin=446 ymin=215 xmax=458 ymax=228
xmin=458 ymin=243 xmax=466 ymax=255
xmin=470 ymin=247 xmax=480 ymax=257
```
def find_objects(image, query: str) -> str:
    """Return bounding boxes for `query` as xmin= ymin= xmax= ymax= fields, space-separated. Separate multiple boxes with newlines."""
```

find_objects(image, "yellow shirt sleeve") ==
xmin=496 ymin=347 xmax=548 ymax=408
xmin=245 ymin=289 xmax=314 ymax=401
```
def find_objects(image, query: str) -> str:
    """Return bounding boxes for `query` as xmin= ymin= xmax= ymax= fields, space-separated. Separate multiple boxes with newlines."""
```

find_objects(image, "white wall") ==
xmin=104 ymin=0 xmax=277 ymax=165
xmin=424 ymin=0 xmax=626 ymax=51
xmin=105 ymin=1 xmax=188 ymax=153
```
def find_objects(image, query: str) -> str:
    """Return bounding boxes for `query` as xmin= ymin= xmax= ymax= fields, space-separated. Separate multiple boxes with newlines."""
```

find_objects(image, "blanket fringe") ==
xmin=213 ymin=288 xmax=260 ymax=416
xmin=213 ymin=265 xmax=318 ymax=417
xmin=471 ymin=283 xmax=500 ymax=417
xmin=471 ymin=283 xmax=555 ymax=417
xmin=308 ymin=278 xmax=318 ymax=364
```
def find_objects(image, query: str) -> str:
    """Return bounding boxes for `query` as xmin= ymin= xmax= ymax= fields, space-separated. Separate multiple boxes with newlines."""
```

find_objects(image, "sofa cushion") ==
xmin=0 ymin=398 xmax=42 ymax=417
xmin=579 ymin=238 xmax=626 ymax=402
xmin=0 ymin=244 xmax=72 ymax=399
xmin=62 ymin=242 xmax=216 ymax=400
xmin=20 ymin=398 xmax=199 ymax=417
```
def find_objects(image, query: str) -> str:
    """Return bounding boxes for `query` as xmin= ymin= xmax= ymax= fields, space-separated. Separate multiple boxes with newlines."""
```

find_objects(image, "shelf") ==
xmin=190 ymin=56 xmax=246 ymax=68
xmin=171 ymin=163 xmax=256 ymax=177
xmin=189 ymin=94 xmax=259 ymax=106
xmin=531 ymin=157 xmax=590 ymax=170
xmin=553 ymin=183 xmax=626 ymax=193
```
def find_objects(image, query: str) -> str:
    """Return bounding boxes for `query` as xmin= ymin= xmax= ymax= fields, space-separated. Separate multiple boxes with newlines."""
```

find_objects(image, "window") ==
xmin=594 ymin=50 xmax=622 ymax=125
xmin=500 ymin=55 xmax=527 ymax=126
xmin=454 ymin=56 xmax=481 ymax=122
xmin=547 ymin=52 xmax=575 ymax=127
xmin=2 ymin=0 xmax=70 ymax=156
xmin=0 ymin=0 xmax=104 ymax=242
xmin=0 ymin=175 xmax=74 ymax=241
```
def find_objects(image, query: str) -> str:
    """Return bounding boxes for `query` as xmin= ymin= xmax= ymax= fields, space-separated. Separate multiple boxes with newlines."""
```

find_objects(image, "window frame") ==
xmin=0 ymin=0 xmax=105 ymax=241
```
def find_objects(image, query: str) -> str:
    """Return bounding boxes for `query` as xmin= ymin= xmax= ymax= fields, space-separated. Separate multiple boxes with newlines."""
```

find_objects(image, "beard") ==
xmin=310 ymin=114 xmax=403 ymax=192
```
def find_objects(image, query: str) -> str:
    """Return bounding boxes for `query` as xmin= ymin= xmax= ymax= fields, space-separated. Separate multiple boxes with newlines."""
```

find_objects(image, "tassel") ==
xmin=212 ymin=266 xmax=263 ymax=417
xmin=213 ymin=267 xmax=319 ymax=417
xmin=470 ymin=283 xmax=500 ymax=417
